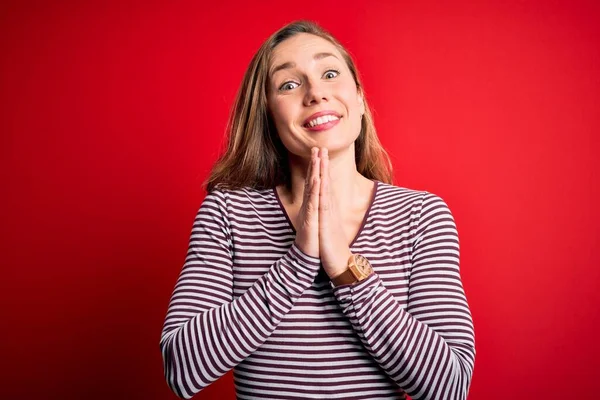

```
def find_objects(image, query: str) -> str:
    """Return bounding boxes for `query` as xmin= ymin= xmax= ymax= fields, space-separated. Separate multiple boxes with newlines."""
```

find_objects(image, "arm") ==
xmin=159 ymin=190 xmax=321 ymax=399
xmin=331 ymin=193 xmax=476 ymax=400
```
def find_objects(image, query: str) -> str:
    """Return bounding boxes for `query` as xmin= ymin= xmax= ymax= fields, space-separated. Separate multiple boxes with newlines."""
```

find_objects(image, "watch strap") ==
xmin=331 ymin=254 xmax=373 ymax=287
xmin=331 ymin=268 xmax=358 ymax=286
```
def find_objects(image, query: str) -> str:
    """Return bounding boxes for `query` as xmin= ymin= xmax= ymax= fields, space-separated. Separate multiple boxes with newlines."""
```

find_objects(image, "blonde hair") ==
xmin=206 ymin=20 xmax=393 ymax=192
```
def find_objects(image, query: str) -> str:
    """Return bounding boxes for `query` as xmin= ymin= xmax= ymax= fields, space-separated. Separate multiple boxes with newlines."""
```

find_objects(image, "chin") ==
xmin=312 ymin=138 xmax=355 ymax=155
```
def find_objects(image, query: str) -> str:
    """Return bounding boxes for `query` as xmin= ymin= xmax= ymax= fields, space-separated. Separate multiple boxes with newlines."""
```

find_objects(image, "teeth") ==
xmin=307 ymin=114 xmax=339 ymax=127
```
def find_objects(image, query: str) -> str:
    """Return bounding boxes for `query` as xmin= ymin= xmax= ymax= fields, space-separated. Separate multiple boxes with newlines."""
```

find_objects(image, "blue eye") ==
xmin=279 ymin=81 xmax=299 ymax=91
xmin=278 ymin=69 xmax=340 ymax=92
xmin=324 ymin=69 xmax=340 ymax=79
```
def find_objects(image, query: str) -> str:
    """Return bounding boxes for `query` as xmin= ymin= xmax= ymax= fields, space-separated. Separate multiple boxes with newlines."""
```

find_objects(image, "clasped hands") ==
xmin=294 ymin=147 xmax=353 ymax=280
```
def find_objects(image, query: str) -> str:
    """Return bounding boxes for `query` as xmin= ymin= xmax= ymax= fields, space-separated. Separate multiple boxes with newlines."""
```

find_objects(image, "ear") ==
xmin=357 ymin=88 xmax=365 ymax=116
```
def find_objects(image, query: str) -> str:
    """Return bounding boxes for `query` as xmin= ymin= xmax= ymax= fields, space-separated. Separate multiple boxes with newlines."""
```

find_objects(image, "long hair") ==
xmin=205 ymin=20 xmax=393 ymax=192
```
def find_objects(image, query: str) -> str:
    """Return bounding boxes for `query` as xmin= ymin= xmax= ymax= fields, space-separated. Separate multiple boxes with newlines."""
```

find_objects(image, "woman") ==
xmin=160 ymin=20 xmax=475 ymax=400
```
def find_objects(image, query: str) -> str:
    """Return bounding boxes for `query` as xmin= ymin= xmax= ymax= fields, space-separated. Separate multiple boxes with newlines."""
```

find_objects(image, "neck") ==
xmin=286 ymin=145 xmax=365 ymax=210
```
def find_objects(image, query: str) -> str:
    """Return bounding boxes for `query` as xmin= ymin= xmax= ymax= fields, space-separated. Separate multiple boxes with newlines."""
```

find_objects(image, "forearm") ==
xmin=160 ymin=244 xmax=320 ymax=399
xmin=333 ymin=273 xmax=475 ymax=400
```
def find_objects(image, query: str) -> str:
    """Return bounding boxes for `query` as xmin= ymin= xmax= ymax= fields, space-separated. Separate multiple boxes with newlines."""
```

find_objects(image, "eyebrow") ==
xmin=270 ymin=52 xmax=339 ymax=78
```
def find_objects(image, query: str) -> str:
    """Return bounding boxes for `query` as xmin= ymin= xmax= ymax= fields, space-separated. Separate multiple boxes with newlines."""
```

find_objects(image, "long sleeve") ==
xmin=159 ymin=190 xmax=321 ymax=399
xmin=331 ymin=192 xmax=476 ymax=400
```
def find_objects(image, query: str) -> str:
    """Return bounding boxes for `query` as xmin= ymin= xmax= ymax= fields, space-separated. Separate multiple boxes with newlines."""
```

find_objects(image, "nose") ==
xmin=303 ymin=79 xmax=329 ymax=106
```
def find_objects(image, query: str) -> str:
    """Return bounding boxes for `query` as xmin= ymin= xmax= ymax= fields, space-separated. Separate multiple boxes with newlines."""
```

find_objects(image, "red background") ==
xmin=2 ymin=1 xmax=599 ymax=399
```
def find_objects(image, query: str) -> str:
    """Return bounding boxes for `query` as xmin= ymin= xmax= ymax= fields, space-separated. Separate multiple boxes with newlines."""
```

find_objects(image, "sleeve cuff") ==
xmin=277 ymin=243 xmax=321 ymax=290
xmin=331 ymin=272 xmax=379 ymax=303
xmin=288 ymin=243 xmax=321 ymax=269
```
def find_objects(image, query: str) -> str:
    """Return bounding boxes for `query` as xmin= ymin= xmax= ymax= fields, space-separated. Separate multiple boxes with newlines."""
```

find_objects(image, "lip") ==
xmin=302 ymin=110 xmax=342 ymax=127
xmin=304 ymin=117 xmax=340 ymax=132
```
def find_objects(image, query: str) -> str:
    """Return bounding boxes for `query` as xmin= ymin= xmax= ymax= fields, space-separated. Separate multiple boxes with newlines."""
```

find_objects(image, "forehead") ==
xmin=270 ymin=33 xmax=342 ymax=68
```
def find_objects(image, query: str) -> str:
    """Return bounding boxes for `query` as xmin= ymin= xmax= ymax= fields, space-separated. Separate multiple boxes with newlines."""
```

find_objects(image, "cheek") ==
xmin=340 ymin=89 xmax=363 ymax=131
xmin=268 ymin=101 xmax=300 ymax=151
xmin=337 ymin=82 xmax=359 ymax=109
xmin=269 ymin=100 xmax=294 ymax=129
xmin=343 ymin=93 xmax=362 ymax=122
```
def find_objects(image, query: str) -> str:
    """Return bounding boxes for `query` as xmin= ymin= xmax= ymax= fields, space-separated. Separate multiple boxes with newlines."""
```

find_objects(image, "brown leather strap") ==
xmin=331 ymin=269 xmax=357 ymax=286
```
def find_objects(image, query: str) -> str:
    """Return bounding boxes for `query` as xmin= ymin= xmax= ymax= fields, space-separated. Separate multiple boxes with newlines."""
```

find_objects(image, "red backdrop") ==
xmin=2 ymin=1 xmax=599 ymax=399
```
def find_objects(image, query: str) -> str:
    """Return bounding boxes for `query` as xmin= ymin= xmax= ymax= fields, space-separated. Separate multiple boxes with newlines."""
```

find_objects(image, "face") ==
xmin=267 ymin=33 xmax=365 ymax=159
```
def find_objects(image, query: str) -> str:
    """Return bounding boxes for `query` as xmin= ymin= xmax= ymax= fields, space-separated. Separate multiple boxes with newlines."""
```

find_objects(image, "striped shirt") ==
xmin=160 ymin=181 xmax=475 ymax=399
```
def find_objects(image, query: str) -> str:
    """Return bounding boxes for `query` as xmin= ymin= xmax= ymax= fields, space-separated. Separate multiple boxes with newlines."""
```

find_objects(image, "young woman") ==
xmin=160 ymin=20 xmax=475 ymax=400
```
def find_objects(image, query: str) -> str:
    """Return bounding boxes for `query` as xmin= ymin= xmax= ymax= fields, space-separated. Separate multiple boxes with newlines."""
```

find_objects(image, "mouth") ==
xmin=302 ymin=110 xmax=342 ymax=129
xmin=303 ymin=115 xmax=341 ymax=132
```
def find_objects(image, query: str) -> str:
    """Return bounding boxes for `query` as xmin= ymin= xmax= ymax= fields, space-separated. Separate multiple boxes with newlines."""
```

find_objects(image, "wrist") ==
xmin=328 ymin=251 xmax=354 ymax=280
xmin=330 ymin=253 xmax=374 ymax=287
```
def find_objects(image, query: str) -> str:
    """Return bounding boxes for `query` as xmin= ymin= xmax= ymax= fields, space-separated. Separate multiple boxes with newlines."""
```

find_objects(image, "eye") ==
xmin=323 ymin=69 xmax=340 ymax=79
xmin=279 ymin=81 xmax=299 ymax=91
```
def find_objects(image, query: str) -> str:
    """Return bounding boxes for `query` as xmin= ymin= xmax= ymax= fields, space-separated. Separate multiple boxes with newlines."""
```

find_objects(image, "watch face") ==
xmin=354 ymin=255 xmax=372 ymax=277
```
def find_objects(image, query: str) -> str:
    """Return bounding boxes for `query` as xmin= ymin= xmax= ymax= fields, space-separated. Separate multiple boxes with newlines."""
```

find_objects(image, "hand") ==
xmin=317 ymin=148 xmax=353 ymax=279
xmin=293 ymin=148 xmax=320 ymax=258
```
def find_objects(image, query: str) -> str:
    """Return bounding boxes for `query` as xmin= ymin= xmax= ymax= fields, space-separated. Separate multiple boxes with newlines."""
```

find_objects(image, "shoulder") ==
xmin=373 ymin=181 xmax=427 ymax=209
xmin=373 ymin=183 xmax=459 ymax=250
xmin=373 ymin=181 xmax=454 ymax=220
xmin=204 ymin=185 xmax=279 ymax=214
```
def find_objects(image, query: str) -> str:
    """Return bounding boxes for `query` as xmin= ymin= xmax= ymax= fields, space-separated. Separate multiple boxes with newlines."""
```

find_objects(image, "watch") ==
xmin=331 ymin=254 xmax=373 ymax=287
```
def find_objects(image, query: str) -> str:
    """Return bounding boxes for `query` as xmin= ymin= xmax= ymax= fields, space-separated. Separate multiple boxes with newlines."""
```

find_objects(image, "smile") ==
xmin=305 ymin=114 xmax=340 ymax=128
xmin=303 ymin=116 xmax=341 ymax=132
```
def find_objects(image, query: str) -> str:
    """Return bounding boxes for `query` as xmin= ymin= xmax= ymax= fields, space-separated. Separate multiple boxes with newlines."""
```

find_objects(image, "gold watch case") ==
xmin=348 ymin=254 xmax=373 ymax=280
xmin=331 ymin=254 xmax=373 ymax=286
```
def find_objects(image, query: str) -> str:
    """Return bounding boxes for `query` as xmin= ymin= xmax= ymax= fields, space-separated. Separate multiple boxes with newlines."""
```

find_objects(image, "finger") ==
xmin=306 ymin=147 xmax=319 ymax=184
xmin=320 ymin=147 xmax=328 ymax=194
xmin=311 ymin=147 xmax=319 ymax=181
xmin=303 ymin=148 xmax=317 ymax=202
xmin=319 ymin=148 xmax=328 ymax=179
xmin=319 ymin=148 xmax=330 ymax=215
xmin=310 ymin=151 xmax=321 ymax=211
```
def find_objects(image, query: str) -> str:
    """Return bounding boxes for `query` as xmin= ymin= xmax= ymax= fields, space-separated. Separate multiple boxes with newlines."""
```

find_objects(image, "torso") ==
xmin=223 ymin=181 xmax=425 ymax=399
